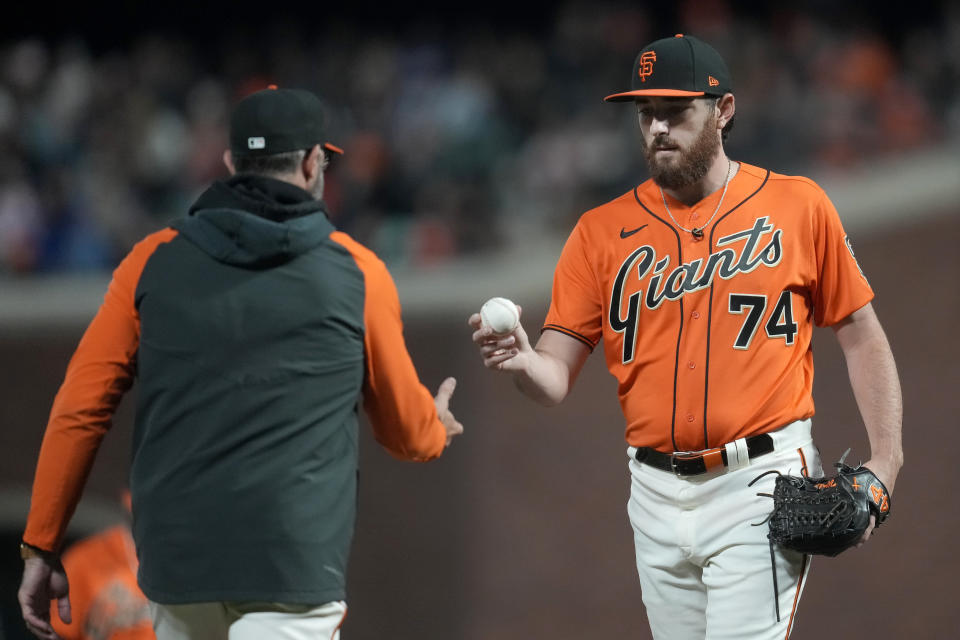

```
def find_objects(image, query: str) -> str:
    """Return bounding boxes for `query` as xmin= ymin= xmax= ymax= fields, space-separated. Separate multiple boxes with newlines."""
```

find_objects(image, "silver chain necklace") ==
xmin=658 ymin=159 xmax=733 ymax=240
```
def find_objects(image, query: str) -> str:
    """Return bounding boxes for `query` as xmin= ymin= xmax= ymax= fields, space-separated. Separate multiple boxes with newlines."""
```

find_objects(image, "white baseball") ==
xmin=480 ymin=297 xmax=520 ymax=335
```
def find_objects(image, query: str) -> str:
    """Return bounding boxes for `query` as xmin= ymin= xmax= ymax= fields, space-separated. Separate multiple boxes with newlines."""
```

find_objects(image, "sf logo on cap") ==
xmin=637 ymin=51 xmax=657 ymax=82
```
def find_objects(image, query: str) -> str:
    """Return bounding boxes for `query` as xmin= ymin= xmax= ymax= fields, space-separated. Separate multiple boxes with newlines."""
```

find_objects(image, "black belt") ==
xmin=634 ymin=433 xmax=775 ymax=476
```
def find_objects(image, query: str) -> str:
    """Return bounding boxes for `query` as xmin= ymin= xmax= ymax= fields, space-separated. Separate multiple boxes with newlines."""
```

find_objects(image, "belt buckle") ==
xmin=669 ymin=456 xmax=684 ymax=477
xmin=671 ymin=449 xmax=724 ymax=477
xmin=670 ymin=451 xmax=698 ymax=477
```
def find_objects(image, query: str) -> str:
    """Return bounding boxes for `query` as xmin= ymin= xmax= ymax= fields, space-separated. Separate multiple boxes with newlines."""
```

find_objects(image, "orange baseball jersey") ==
xmin=544 ymin=162 xmax=873 ymax=452
xmin=50 ymin=525 xmax=153 ymax=640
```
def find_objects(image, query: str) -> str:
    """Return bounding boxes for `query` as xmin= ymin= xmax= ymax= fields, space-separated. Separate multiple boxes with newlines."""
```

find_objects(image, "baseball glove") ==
xmin=749 ymin=450 xmax=891 ymax=622
xmin=750 ymin=449 xmax=891 ymax=557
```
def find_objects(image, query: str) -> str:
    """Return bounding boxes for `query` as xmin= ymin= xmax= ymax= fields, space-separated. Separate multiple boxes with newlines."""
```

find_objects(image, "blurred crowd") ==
xmin=1 ymin=1 xmax=958 ymax=274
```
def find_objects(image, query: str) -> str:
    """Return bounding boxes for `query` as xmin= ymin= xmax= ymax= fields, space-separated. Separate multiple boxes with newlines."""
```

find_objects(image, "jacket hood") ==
xmin=173 ymin=174 xmax=335 ymax=267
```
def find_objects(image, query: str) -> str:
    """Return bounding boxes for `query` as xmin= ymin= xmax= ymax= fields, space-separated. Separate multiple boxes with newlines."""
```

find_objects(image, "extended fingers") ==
xmin=471 ymin=306 xmax=524 ymax=373
xmin=479 ymin=336 xmax=516 ymax=354
xmin=483 ymin=347 xmax=515 ymax=359
xmin=483 ymin=349 xmax=519 ymax=369
xmin=434 ymin=377 xmax=457 ymax=411
xmin=471 ymin=324 xmax=497 ymax=344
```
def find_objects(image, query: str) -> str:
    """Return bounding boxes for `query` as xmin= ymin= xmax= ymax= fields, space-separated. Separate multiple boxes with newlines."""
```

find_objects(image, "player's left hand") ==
xmin=856 ymin=457 xmax=899 ymax=548
xmin=18 ymin=555 xmax=70 ymax=640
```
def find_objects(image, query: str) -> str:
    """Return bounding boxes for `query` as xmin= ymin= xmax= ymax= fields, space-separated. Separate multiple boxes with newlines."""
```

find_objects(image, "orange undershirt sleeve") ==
xmin=330 ymin=232 xmax=446 ymax=461
xmin=23 ymin=229 xmax=177 ymax=552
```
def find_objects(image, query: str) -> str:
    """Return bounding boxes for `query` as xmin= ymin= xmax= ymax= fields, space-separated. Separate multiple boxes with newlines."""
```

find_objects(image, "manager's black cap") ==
xmin=604 ymin=34 xmax=732 ymax=102
xmin=229 ymin=86 xmax=344 ymax=157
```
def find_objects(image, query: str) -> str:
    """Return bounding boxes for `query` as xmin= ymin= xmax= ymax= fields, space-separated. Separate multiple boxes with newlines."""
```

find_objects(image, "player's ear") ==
xmin=223 ymin=149 xmax=236 ymax=175
xmin=717 ymin=93 xmax=735 ymax=129
xmin=302 ymin=144 xmax=322 ymax=183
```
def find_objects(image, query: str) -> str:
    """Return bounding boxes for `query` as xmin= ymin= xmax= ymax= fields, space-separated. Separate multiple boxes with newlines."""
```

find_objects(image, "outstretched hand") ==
xmin=468 ymin=305 xmax=533 ymax=372
xmin=19 ymin=556 xmax=70 ymax=640
xmin=434 ymin=377 xmax=464 ymax=446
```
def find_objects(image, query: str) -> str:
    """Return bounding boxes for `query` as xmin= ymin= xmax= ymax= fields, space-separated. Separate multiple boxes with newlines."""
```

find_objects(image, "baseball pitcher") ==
xmin=469 ymin=34 xmax=902 ymax=639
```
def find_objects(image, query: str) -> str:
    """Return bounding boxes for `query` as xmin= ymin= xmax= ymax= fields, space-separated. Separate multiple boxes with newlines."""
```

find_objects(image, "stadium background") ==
xmin=1 ymin=1 xmax=957 ymax=637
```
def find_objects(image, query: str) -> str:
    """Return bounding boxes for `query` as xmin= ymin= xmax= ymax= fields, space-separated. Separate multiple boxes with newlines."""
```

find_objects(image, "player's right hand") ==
xmin=19 ymin=556 xmax=69 ymax=640
xmin=468 ymin=305 xmax=533 ymax=372
xmin=433 ymin=377 xmax=464 ymax=447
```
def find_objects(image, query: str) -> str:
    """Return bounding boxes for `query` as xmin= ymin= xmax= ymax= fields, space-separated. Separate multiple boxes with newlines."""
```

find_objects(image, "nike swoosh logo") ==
xmin=620 ymin=224 xmax=648 ymax=239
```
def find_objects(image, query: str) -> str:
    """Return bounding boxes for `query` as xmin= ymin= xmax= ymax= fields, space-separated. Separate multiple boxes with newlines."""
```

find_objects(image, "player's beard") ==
xmin=642 ymin=110 xmax=721 ymax=190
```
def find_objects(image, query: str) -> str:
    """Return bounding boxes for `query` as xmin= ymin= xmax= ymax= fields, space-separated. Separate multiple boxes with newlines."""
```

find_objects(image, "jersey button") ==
xmin=691 ymin=311 xmax=701 ymax=319
xmin=687 ymin=361 xmax=695 ymax=369
xmin=686 ymin=413 xmax=695 ymax=423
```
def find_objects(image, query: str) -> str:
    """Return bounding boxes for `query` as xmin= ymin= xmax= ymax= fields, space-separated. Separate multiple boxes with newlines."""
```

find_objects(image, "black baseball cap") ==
xmin=229 ymin=86 xmax=344 ymax=157
xmin=604 ymin=34 xmax=732 ymax=102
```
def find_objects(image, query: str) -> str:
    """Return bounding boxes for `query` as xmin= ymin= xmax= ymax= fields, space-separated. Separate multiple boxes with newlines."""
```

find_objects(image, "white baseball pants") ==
xmin=149 ymin=600 xmax=347 ymax=640
xmin=626 ymin=419 xmax=822 ymax=640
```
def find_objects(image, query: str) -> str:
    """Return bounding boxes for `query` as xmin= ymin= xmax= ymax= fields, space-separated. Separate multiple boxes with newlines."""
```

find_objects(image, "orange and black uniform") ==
xmin=545 ymin=163 xmax=873 ymax=451
xmin=24 ymin=175 xmax=448 ymax=605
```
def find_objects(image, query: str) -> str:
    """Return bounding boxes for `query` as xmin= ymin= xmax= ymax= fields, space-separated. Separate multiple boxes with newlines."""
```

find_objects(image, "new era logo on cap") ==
xmin=247 ymin=137 xmax=266 ymax=150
